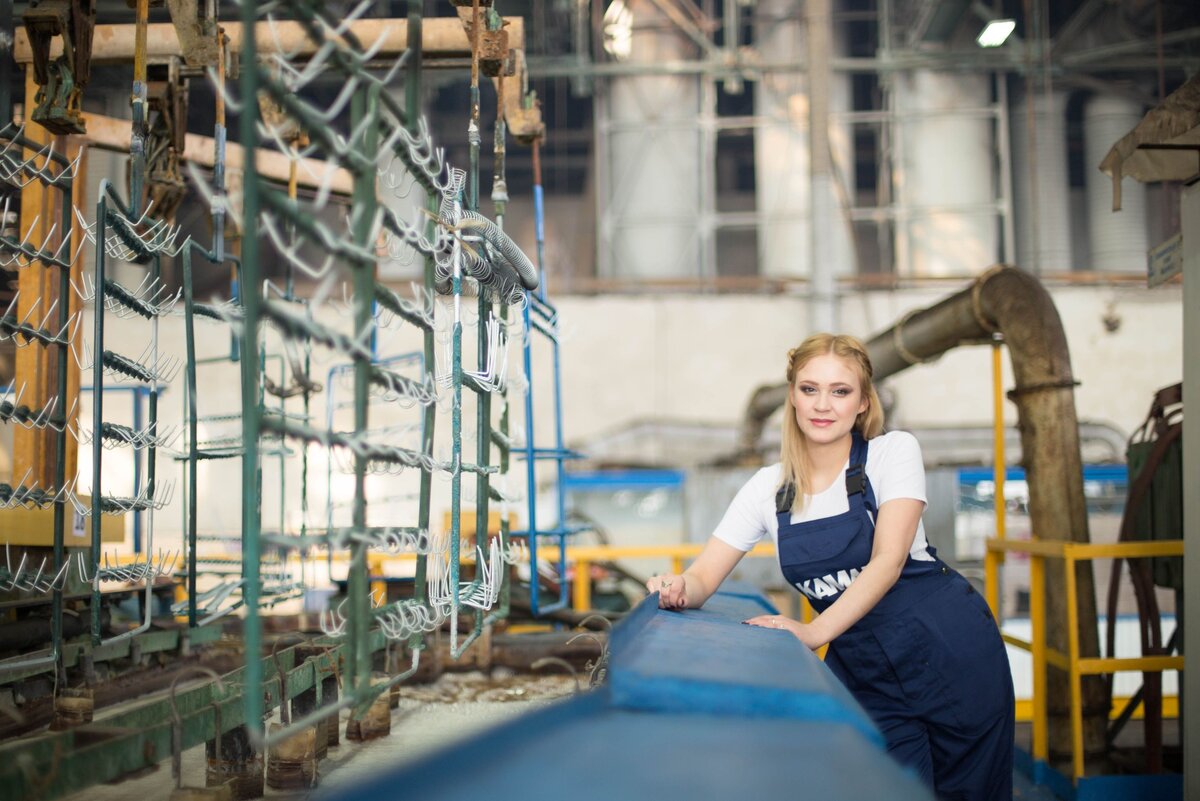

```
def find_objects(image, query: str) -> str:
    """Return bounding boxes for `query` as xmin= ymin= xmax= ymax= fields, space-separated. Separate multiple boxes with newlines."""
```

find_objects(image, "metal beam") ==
xmin=526 ymin=52 xmax=1195 ymax=79
xmin=646 ymin=0 xmax=718 ymax=57
xmin=1060 ymin=26 xmax=1200 ymax=67
xmin=13 ymin=16 xmax=526 ymax=64
xmin=79 ymin=111 xmax=355 ymax=196
xmin=1051 ymin=0 xmax=1109 ymax=56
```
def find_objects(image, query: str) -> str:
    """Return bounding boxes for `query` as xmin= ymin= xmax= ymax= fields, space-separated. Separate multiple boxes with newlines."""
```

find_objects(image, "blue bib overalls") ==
xmin=775 ymin=432 xmax=1014 ymax=800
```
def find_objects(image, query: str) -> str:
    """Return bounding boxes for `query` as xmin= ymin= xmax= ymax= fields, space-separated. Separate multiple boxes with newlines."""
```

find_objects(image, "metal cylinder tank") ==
xmin=1085 ymin=94 xmax=1148 ymax=272
xmin=753 ymin=0 xmax=855 ymax=284
xmin=753 ymin=0 xmax=809 ymax=280
xmin=599 ymin=1 xmax=702 ymax=279
xmin=894 ymin=70 xmax=998 ymax=277
xmin=1011 ymin=88 xmax=1073 ymax=272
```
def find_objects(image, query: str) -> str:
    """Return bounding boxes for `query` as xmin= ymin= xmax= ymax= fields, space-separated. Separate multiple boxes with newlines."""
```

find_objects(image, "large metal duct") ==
xmin=737 ymin=265 xmax=1107 ymax=758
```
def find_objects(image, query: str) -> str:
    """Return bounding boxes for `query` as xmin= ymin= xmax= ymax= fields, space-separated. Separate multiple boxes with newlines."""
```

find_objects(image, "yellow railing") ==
xmin=984 ymin=537 xmax=1184 ymax=782
xmin=544 ymin=543 xmax=778 ymax=611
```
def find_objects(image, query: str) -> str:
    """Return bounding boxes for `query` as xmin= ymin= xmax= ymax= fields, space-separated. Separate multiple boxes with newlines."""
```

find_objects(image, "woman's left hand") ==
xmin=744 ymin=615 xmax=823 ymax=650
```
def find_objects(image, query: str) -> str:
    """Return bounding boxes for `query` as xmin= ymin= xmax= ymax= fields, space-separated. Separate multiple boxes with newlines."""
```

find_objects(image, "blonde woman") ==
xmin=648 ymin=333 xmax=1013 ymax=800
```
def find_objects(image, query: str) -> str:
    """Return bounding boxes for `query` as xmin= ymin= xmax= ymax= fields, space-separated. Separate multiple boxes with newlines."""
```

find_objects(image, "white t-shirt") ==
xmin=713 ymin=430 xmax=935 ymax=562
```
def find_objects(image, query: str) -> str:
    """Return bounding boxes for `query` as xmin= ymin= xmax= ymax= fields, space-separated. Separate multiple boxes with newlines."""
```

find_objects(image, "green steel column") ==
xmin=238 ymin=0 xmax=265 ymax=737
xmin=276 ymin=351 xmax=285 ymax=539
xmin=449 ymin=197 xmax=464 ymax=649
xmin=464 ymin=0 xmax=484 ymax=641
xmin=347 ymin=84 xmax=380 ymax=702
xmin=300 ymin=343 xmax=311 ymax=543
xmin=89 ymin=195 xmax=106 ymax=644
xmin=491 ymin=110 xmax=510 ymax=622
xmin=408 ymin=0 xmax=433 ymax=620
xmin=51 ymin=177 xmax=72 ymax=666
xmin=181 ymin=247 xmax=198 ymax=628
xmin=146 ymin=253 xmax=160 ymax=529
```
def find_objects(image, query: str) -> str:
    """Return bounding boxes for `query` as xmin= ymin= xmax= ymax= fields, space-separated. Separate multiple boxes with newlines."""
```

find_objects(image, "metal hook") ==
xmin=531 ymin=657 xmax=582 ymax=694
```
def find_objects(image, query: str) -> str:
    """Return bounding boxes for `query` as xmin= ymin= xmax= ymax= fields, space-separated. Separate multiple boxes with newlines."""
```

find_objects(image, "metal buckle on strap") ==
xmin=775 ymin=482 xmax=797 ymax=514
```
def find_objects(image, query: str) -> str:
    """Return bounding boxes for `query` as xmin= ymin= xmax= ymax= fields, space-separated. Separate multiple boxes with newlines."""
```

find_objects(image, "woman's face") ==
xmin=791 ymin=353 xmax=869 ymax=447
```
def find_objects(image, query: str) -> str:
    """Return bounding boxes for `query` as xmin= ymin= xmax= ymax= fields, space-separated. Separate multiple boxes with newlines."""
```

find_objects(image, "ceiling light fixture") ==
xmin=976 ymin=19 xmax=1016 ymax=48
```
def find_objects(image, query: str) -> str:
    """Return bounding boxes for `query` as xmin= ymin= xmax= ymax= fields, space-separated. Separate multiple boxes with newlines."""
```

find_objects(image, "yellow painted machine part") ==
xmin=985 ymin=536 xmax=1184 ymax=782
xmin=1014 ymin=696 xmax=1178 ymax=723
xmin=986 ymin=339 xmax=1005 ymax=619
xmin=441 ymin=510 xmax=519 ymax=539
xmin=0 ymin=502 xmax=125 ymax=545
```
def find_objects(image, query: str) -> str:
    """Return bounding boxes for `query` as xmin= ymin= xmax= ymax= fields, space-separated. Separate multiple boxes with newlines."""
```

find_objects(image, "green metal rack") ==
xmin=0 ymin=123 xmax=80 ymax=681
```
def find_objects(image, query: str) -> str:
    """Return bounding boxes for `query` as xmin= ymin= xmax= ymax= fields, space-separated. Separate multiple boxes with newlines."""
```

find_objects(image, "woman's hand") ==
xmin=743 ymin=615 xmax=824 ymax=650
xmin=646 ymin=574 xmax=688 ymax=609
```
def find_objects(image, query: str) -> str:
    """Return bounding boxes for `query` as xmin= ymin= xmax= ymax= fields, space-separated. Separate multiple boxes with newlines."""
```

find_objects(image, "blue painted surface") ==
xmin=1076 ymin=775 xmax=1182 ymax=801
xmin=958 ymin=465 xmax=1129 ymax=485
xmin=1014 ymin=746 xmax=1183 ymax=800
xmin=330 ymin=690 xmax=931 ymax=801
xmin=608 ymin=584 xmax=880 ymax=743
xmin=329 ymin=582 xmax=931 ymax=800
xmin=562 ymin=469 xmax=687 ymax=490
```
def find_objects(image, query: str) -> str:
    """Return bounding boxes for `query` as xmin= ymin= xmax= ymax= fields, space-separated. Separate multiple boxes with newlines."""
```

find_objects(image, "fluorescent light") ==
xmin=977 ymin=19 xmax=1016 ymax=48
xmin=603 ymin=1 xmax=634 ymax=61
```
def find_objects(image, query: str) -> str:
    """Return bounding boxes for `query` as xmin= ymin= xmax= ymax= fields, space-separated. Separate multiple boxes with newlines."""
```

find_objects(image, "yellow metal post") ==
xmin=13 ymin=67 xmax=56 ymax=487
xmin=801 ymin=596 xmax=814 ymax=623
xmin=671 ymin=556 xmax=685 ymax=576
xmin=64 ymin=141 xmax=86 ymax=483
xmin=573 ymin=559 xmax=591 ymax=611
xmin=987 ymin=337 xmax=1006 ymax=619
xmin=1030 ymin=553 xmax=1048 ymax=762
xmin=368 ymin=552 xmax=386 ymax=607
xmin=1064 ymin=548 xmax=1085 ymax=780
xmin=984 ymin=549 xmax=999 ymax=619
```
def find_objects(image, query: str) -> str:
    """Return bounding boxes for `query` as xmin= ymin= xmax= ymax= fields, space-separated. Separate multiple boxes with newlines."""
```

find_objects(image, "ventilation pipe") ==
xmin=1011 ymin=88 xmax=1073 ymax=272
xmin=737 ymin=265 xmax=1107 ymax=758
xmin=1085 ymin=95 xmax=1148 ymax=272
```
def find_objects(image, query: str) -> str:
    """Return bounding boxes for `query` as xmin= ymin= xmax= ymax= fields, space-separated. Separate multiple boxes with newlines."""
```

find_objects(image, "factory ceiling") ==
xmin=1 ymin=0 xmax=1196 ymax=300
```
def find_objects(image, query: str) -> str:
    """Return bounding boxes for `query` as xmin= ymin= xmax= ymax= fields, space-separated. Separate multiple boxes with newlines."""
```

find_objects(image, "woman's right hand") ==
xmin=646 ymin=574 xmax=687 ymax=610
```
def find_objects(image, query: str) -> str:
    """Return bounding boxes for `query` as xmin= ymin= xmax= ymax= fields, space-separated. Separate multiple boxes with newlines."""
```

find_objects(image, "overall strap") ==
xmin=846 ymin=430 xmax=877 ymax=518
xmin=775 ymin=481 xmax=796 ymax=515
xmin=774 ymin=430 xmax=875 ymax=515
xmin=845 ymin=430 xmax=868 ymax=496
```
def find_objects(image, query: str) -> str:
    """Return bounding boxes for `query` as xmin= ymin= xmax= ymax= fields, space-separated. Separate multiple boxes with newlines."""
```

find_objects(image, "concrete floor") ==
xmin=60 ymin=670 xmax=577 ymax=801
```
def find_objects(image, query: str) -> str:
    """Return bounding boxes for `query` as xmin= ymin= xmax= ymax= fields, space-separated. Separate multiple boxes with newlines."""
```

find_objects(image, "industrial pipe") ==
xmin=737 ymin=264 xmax=1107 ymax=760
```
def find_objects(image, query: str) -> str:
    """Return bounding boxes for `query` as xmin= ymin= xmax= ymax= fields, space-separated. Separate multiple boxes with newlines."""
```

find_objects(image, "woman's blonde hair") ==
xmin=780 ymin=333 xmax=884 ymax=506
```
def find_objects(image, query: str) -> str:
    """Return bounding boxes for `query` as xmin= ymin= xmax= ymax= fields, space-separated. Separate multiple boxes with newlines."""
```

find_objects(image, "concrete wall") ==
xmin=66 ymin=279 xmax=1181 ymax=559
xmin=545 ymin=283 xmax=1182 ymax=446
